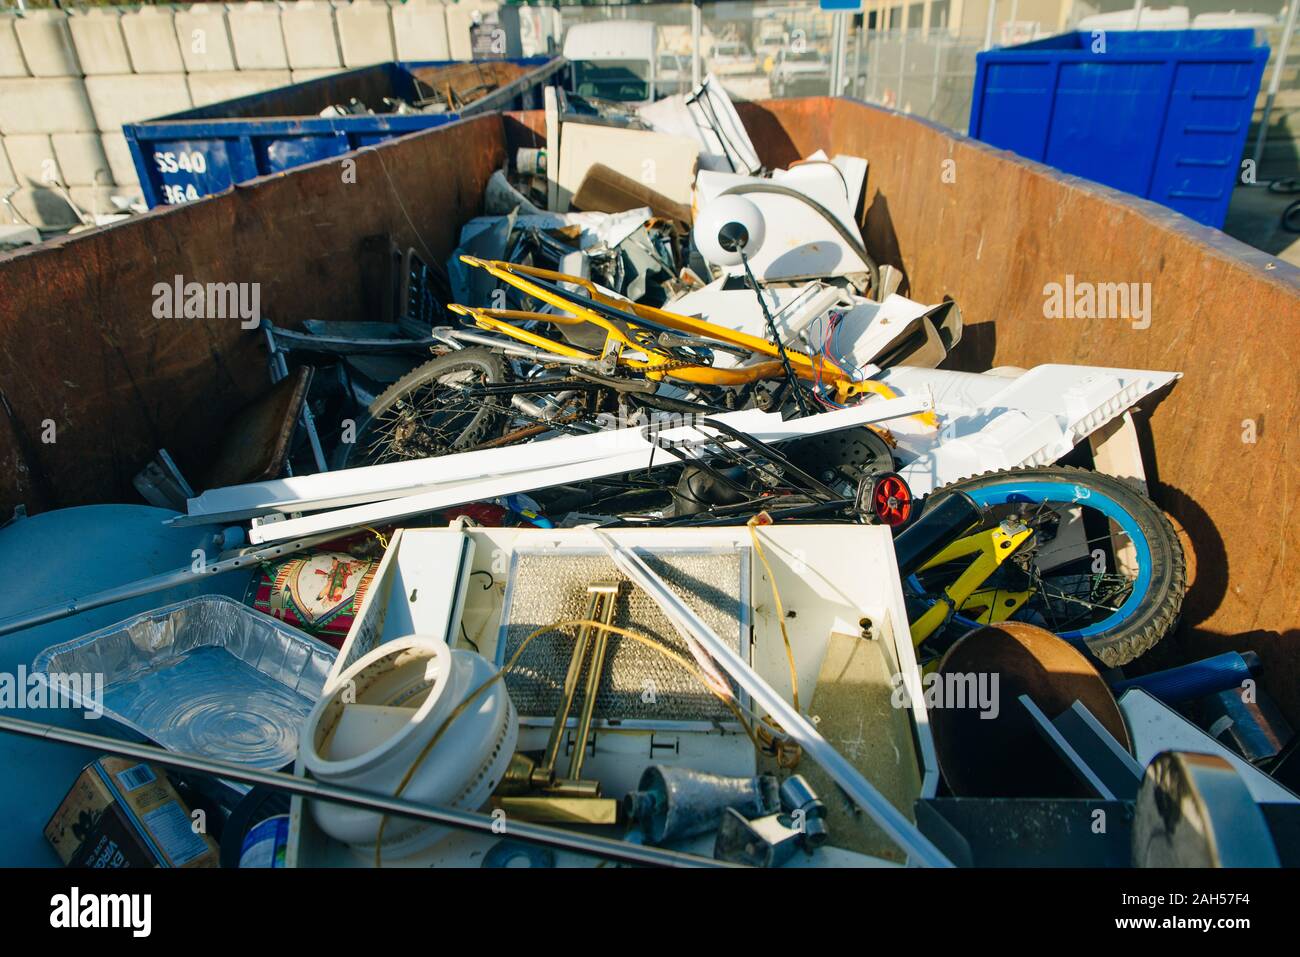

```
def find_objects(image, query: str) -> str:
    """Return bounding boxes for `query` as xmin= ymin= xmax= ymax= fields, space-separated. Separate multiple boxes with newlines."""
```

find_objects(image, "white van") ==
xmin=563 ymin=20 xmax=658 ymax=104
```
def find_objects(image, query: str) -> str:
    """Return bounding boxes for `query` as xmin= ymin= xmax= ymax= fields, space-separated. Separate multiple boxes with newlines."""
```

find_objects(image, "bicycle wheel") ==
xmin=910 ymin=465 xmax=1185 ymax=667
xmin=1283 ymin=198 xmax=1300 ymax=234
xmin=333 ymin=348 xmax=512 ymax=469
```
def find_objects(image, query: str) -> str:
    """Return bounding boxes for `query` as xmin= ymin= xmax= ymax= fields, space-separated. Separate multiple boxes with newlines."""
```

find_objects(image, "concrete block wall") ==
xmin=85 ymin=74 xmax=193 ymax=132
xmin=393 ymin=1 xmax=450 ymax=62
xmin=0 ymin=77 xmax=97 ymax=134
xmin=291 ymin=68 xmax=344 ymax=83
xmin=176 ymin=5 xmax=238 ymax=72
xmin=337 ymin=1 xmax=395 ymax=68
xmin=283 ymin=1 xmax=343 ymax=70
xmin=228 ymin=2 xmax=291 ymax=70
xmin=122 ymin=7 xmax=186 ymax=74
xmin=444 ymin=4 xmax=477 ymax=62
xmin=1 ymin=1 xmax=494 ymax=227
xmin=14 ymin=10 xmax=80 ymax=77
xmin=68 ymin=10 xmax=133 ymax=76
xmin=0 ymin=13 xmax=30 ymax=77
xmin=188 ymin=69 xmax=292 ymax=107
xmin=53 ymin=132 xmax=113 ymax=187
xmin=99 ymin=130 xmax=139 ymax=188
xmin=5 ymin=134 xmax=61 ymax=187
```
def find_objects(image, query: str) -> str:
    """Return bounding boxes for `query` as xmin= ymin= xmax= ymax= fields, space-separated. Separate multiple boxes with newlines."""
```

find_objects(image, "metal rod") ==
xmin=435 ymin=327 xmax=595 ymax=365
xmin=899 ymin=26 xmax=907 ymax=104
xmin=855 ymin=15 xmax=865 ymax=98
xmin=538 ymin=589 xmax=603 ymax=782
xmin=0 ymin=531 xmax=344 ymax=638
xmin=592 ymin=529 xmax=955 ymax=868
xmin=0 ymin=713 xmax=731 ymax=869
xmin=692 ymin=0 xmax=702 ymax=88
xmin=844 ymin=15 xmax=852 ymax=93
xmin=830 ymin=12 xmax=844 ymax=96
xmin=568 ymin=583 xmax=620 ymax=781
xmin=1252 ymin=2 xmax=1300 ymax=171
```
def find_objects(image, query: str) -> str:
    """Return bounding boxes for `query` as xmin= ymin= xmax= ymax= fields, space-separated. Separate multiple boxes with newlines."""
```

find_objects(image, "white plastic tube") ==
xmin=301 ymin=635 xmax=517 ymax=858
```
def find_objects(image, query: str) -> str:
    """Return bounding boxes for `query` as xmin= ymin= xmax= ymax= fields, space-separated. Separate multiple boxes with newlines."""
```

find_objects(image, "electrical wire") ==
xmin=717 ymin=182 xmax=882 ymax=297
xmin=746 ymin=514 xmax=800 ymax=715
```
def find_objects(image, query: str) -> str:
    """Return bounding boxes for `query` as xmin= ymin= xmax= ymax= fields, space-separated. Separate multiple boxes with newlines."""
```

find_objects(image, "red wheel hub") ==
xmin=871 ymin=474 xmax=913 ymax=527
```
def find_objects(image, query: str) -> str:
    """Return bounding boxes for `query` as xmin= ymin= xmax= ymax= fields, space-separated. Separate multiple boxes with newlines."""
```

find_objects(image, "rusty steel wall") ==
xmin=0 ymin=113 xmax=507 ymax=512
xmin=738 ymin=97 xmax=1300 ymax=691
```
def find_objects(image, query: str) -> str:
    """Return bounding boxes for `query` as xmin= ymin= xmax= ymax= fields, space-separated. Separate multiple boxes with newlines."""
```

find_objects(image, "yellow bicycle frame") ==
xmin=909 ymin=520 xmax=1035 ymax=662
xmin=450 ymin=257 xmax=938 ymax=426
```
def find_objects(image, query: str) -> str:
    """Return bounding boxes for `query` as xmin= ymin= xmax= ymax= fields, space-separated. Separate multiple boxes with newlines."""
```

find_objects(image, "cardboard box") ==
xmin=45 ymin=757 xmax=219 ymax=868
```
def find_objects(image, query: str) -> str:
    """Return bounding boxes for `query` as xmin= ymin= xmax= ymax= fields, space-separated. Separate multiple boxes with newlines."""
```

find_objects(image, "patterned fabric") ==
xmin=245 ymin=550 xmax=379 ymax=649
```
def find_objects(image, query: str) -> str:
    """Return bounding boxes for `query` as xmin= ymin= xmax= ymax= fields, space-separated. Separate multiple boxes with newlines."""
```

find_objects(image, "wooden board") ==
xmin=555 ymin=122 xmax=698 ymax=212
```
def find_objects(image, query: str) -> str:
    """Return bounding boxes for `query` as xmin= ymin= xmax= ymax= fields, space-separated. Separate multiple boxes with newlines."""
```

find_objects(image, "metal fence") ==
xmin=848 ymin=28 xmax=980 ymax=133
xmin=543 ymin=0 xmax=1296 ymax=167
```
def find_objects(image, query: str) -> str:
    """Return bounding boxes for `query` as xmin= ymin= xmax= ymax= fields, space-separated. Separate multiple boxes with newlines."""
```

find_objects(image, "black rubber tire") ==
xmin=333 ymin=348 xmax=512 ymax=469
xmin=927 ymin=465 xmax=1186 ymax=668
xmin=1283 ymin=198 xmax=1300 ymax=234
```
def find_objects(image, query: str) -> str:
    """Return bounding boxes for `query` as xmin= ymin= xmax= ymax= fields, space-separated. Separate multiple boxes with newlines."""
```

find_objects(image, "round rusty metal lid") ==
xmin=929 ymin=622 xmax=1131 ymax=798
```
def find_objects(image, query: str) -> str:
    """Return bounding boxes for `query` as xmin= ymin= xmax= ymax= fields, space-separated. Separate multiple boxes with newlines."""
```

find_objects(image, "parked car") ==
xmin=708 ymin=40 xmax=759 ymax=76
xmin=771 ymin=48 xmax=831 ymax=97
xmin=657 ymin=52 xmax=692 ymax=97
xmin=564 ymin=19 xmax=659 ymax=104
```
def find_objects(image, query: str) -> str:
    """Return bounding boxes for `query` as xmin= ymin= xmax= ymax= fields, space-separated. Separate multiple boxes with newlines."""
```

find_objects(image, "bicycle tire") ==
xmin=333 ymin=348 xmax=512 ymax=469
xmin=922 ymin=465 xmax=1186 ymax=668
xmin=1283 ymin=198 xmax=1300 ymax=234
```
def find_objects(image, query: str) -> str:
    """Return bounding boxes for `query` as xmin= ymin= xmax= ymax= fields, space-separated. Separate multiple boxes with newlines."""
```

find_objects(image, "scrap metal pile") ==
xmin=5 ymin=76 xmax=1295 ymax=872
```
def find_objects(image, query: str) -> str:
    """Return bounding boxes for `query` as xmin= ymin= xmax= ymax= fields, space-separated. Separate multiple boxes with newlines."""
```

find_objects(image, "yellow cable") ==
xmin=747 ymin=514 xmax=800 ymax=715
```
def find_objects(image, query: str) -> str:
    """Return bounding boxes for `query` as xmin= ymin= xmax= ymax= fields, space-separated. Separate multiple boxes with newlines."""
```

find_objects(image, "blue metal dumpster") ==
xmin=124 ymin=57 xmax=565 ymax=208
xmin=968 ymin=30 xmax=1268 ymax=229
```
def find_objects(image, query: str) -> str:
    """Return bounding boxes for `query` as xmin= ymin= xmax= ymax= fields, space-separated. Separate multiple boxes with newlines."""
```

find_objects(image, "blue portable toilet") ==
xmin=968 ymin=30 xmax=1269 ymax=229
